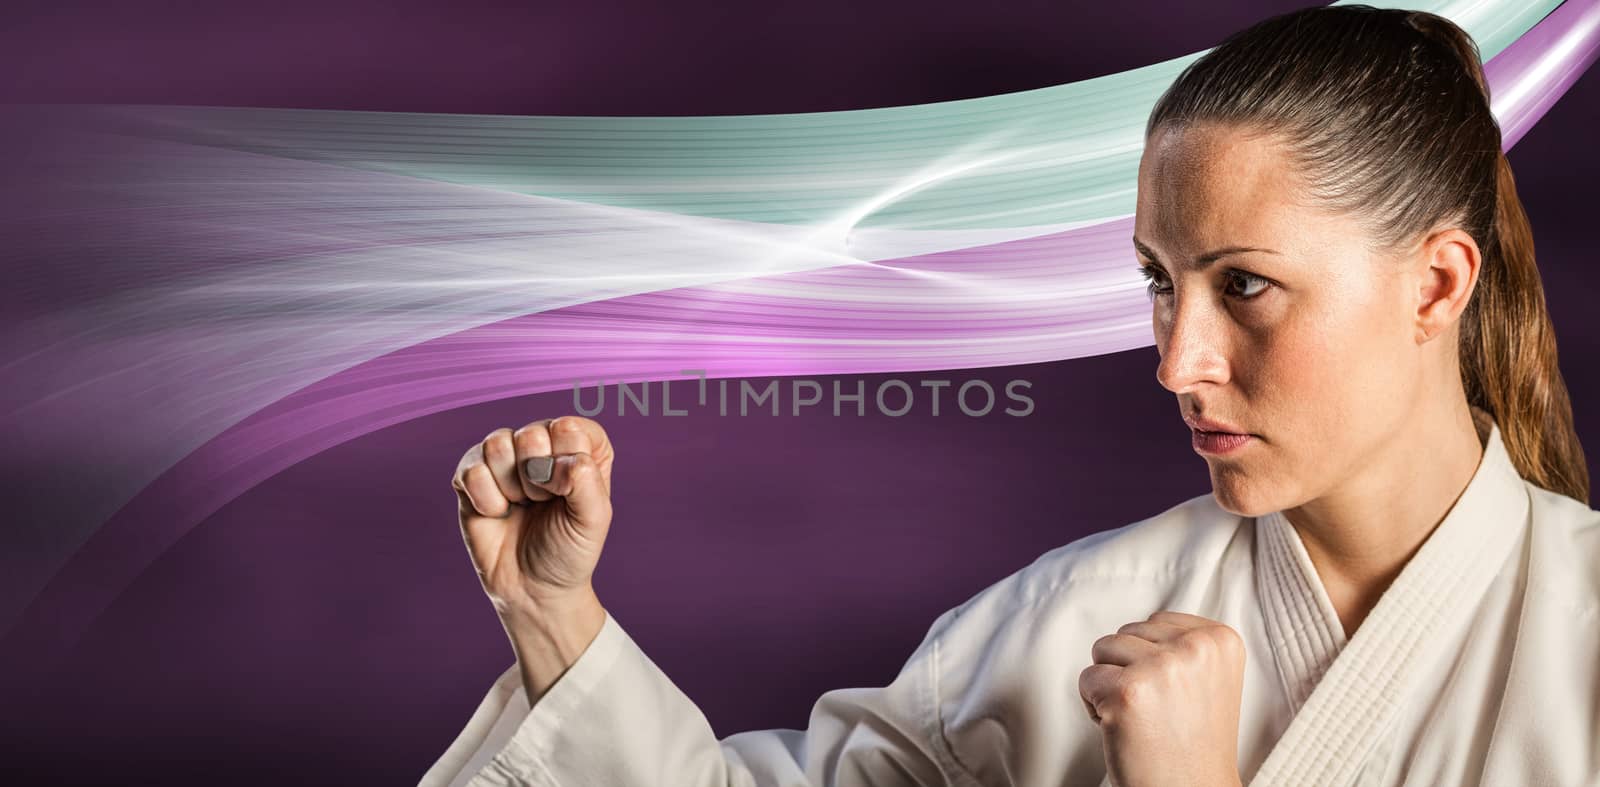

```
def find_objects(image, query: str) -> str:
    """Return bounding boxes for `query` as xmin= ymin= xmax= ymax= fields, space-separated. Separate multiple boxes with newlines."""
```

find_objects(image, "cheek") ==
xmin=1254 ymin=299 xmax=1400 ymax=437
xmin=1253 ymin=323 xmax=1333 ymax=403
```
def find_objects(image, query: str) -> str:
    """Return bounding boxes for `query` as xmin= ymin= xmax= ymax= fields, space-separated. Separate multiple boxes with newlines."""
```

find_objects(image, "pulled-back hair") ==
xmin=1146 ymin=4 xmax=1589 ymax=504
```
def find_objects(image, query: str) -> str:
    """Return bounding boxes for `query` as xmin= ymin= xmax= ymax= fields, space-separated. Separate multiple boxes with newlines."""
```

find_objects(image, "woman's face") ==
xmin=1133 ymin=122 xmax=1423 ymax=517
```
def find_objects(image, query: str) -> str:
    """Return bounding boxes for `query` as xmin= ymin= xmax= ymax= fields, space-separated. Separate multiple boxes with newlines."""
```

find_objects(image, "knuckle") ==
xmin=1077 ymin=665 xmax=1102 ymax=698
xmin=1207 ymin=624 xmax=1245 ymax=659
xmin=484 ymin=428 xmax=515 ymax=460
xmin=455 ymin=443 xmax=485 ymax=479
xmin=1176 ymin=629 xmax=1211 ymax=656
xmin=1151 ymin=650 xmax=1184 ymax=681
xmin=1089 ymin=633 xmax=1117 ymax=658
xmin=1212 ymin=622 xmax=1244 ymax=647
xmin=463 ymin=462 xmax=495 ymax=491
xmin=514 ymin=418 xmax=553 ymax=441
xmin=1113 ymin=672 xmax=1146 ymax=706
xmin=568 ymin=456 xmax=604 ymax=488
xmin=512 ymin=426 xmax=550 ymax=454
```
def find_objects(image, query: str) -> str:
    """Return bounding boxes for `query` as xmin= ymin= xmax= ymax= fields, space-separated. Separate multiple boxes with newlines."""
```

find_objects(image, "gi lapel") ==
xmin=1247 ymin=411 xmax=1529 ymax=787
xmin=1255 ymin=506 xmax=1348 ymax=715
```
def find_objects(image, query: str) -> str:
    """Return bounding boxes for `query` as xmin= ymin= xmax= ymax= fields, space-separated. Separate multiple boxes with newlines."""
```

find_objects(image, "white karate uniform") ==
xmin=420 ymin=407 xmax=1600 ymax=787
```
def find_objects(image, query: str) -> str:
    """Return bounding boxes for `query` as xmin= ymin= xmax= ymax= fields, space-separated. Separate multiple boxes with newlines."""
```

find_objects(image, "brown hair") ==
xmin=1145 ymin=4 xmax=1589 ymax=504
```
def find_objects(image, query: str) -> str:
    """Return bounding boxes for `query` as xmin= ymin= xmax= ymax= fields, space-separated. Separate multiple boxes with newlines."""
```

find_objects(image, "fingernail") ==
xmin=523 ymin=456 xmax=554 ymax=484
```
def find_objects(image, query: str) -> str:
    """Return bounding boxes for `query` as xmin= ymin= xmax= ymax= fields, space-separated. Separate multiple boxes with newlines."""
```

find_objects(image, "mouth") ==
xmin=1183 ymin=412 xmax=1256 ymax=455
xmin=1190 ymin=427 xmax=1255 ymax=455
xmin=1183 ymin=411 xmax=1250 ymax=435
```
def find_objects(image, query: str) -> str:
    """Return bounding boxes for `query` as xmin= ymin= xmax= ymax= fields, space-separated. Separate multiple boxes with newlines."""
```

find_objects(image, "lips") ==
xmin=1183 ymin=412 xmax=1250 ymax=436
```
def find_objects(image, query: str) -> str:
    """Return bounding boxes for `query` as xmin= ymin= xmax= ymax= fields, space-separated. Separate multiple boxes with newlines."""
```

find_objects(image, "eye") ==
xmin=1224 ymin=270 xmax=1271 ymax=299
xmin=1137 ymin=264 xmax=1171 ymax=299
xmin=1137 ymin=264 xmax=1272 ymax=301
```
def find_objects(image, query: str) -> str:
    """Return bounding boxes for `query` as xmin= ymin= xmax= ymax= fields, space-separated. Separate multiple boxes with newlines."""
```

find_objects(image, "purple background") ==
xmin=2 ymin=1 xmax=1595 ymax=783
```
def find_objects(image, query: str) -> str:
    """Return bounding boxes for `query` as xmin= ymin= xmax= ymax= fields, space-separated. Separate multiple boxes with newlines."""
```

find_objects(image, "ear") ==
xmin=1413 ymin=227 xmax=1481 ymax=345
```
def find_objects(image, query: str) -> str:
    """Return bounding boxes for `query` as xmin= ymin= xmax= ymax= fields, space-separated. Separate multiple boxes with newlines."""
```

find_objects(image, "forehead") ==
xmin=1133 ymin=123 xmax=1323 ymax=258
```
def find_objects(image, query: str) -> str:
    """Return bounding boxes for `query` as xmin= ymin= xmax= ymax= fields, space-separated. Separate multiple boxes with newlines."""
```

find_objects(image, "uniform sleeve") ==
xmin=417 ymin=606 xmax=984 ymax=787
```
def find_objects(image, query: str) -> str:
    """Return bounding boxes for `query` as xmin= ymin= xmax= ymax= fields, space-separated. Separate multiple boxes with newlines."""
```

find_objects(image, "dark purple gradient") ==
xmin=2 ymin=1 xmax=1595 ymax=784
xmin=3 ymin=0 xmax=1318 ymax=115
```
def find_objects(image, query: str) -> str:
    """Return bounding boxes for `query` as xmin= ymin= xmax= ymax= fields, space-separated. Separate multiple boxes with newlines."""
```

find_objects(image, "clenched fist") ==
xmin=451 ymin=415 xmax=615 ymax=622
xmin=1079 ymin=611 xmax=1246 ymax=787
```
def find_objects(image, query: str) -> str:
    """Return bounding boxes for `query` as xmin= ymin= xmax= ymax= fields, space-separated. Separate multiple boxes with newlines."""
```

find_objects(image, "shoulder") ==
xmin=1010 ymin=490 xmax=1245 ymax=604
xmin=931 ymin=490 xmax=1246 ymax=635
xmin=1525 ymin=482 xmax=1600 ymax=619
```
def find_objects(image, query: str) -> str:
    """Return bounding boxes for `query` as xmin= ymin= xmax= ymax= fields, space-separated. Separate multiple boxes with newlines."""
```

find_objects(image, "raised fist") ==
xmin=450 ymin=415 xmax=615 ymax=618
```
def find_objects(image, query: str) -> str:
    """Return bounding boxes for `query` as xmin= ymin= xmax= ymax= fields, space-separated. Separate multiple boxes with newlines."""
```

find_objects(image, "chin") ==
xmin=1207 ymin=470 xmax=1279 ymax=518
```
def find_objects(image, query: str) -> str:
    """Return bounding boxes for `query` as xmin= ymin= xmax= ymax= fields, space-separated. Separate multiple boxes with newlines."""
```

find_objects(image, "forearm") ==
xmin=500 ymin=586 xmax=609 ymax=707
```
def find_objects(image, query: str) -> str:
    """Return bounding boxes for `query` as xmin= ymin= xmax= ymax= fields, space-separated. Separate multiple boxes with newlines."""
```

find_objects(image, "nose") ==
xmin=1155 ymin=294 xmax=1231 ymax=394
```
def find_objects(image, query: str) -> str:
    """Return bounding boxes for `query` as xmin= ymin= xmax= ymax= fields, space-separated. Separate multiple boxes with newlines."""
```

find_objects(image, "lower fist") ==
xmin=1079 ymin=610 xmax=1246 ymax=787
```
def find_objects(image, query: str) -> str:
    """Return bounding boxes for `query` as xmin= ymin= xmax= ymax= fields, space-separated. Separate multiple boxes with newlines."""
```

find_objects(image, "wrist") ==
xmin=499 ymin=586 xmax=607 ymax=705
xmin=500 ymin=582 xmax=602 ymax=624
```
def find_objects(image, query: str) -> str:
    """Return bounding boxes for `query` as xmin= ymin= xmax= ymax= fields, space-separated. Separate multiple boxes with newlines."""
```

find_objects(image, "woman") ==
xmin=422 ymin=6 xmax=1598 ymax=786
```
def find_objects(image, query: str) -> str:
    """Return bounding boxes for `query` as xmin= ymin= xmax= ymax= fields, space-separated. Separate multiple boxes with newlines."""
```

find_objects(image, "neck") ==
xmin=1280 ymin=398 xmax=1486 ymax=639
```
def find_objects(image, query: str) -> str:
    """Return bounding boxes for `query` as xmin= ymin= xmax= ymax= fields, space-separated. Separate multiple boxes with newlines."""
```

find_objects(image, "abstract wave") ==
xmin=1 ymin=0 xmax=1594 ymax=657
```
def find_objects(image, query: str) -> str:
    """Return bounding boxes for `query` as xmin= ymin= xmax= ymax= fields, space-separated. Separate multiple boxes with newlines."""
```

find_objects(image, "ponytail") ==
xmin=1459 ymin=153 xmax=1590 ymax=504
xmin=1417 ymin=7 xmax=1592 ymax=504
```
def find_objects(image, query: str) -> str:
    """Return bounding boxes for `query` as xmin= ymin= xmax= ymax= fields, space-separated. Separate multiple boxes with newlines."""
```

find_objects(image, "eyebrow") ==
xmin=1132 ymin=237 xmax=1281 ymax=270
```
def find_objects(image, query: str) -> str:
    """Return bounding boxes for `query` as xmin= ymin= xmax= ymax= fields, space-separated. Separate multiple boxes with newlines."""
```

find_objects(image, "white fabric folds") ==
xmin=421 ymin=408 xmax=1599 ymax=786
